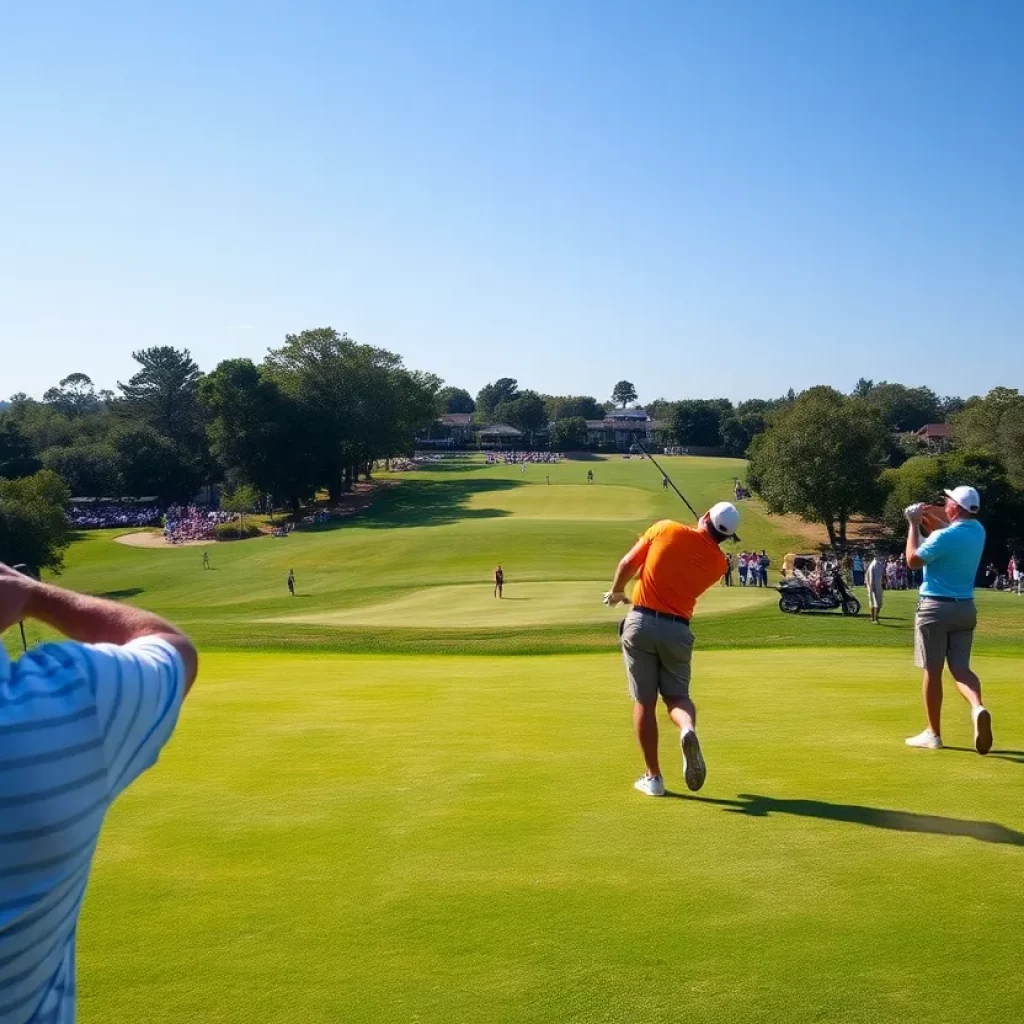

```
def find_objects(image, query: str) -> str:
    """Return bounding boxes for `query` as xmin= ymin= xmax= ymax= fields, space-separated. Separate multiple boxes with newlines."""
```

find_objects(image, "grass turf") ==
xmin=5 ymin=454 xmax=1023 ymax=1022
xmin=80 ymin=649 xmax=1024 ymax=1023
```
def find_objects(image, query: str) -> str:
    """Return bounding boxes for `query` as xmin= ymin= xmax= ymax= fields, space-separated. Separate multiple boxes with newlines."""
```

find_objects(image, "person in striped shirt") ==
xmin=0 ymin=562 xmax=198 ymax=1024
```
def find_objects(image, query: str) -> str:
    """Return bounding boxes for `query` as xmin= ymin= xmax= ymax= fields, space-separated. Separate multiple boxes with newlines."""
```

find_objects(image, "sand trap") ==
xmin=115 ymin=532 xmax=210 ymax=549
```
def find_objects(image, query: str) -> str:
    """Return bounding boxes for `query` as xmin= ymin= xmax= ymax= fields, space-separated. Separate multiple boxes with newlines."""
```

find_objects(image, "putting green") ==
xmin=267 ymin=580 xmax=776 ymax=629
xmin=464 ymin=482 xmax=658 ymax=520
xmin=80 ymin=648 xmax=1024 ymax=1023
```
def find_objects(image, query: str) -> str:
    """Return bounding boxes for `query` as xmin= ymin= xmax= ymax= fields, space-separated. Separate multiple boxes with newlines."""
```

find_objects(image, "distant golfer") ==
xmin=904 ymin=487 xmax=992 ymax=753
xmin=494 ymin=565 xmax=504 ymax=599
xmin=865 ymin=552 xmax=884 ymax=624
xmin=587 ymin=470 xmax=594 ymax=483
xmin=604 ymin=501 xmax=740 ymax=796
xmin=662 ymin=476 xmax=669 ymax=490
xmin=0 ymin=562 xmax=197 ymax=1021
xmin=202 ymin=550 xmax=210 ymax=570
xmin=287 ymin=569 xmax=296 ymax=596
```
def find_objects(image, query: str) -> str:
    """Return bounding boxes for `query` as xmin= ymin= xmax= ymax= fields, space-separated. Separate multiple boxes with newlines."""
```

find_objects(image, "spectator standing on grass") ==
xmin=852 ymin=551 xmax=865 ymax=587
xmin=0 ymin=562 xmax=197 ymax=1024
xmin=494 ymin=565 xmax=504 ymax=599
xmin=722 ymin=553 xmax=733 ymax=587
xmin=287 ymin=569 xmax=296 ymax=596
xmin=866 ymin=552 xmax=884 ymax=624
xmin=904 ymin=487 xmax=992 ymax=754
xmin=202 ymin=550 xmax=210 ymax=570
xmin=758 ymin=550 xmax=770 ymax=588
xmin=738 ymin=552 xmax=748 ymax=586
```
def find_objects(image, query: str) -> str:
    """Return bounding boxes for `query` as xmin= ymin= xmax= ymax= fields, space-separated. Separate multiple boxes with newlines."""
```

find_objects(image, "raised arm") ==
xmin=0 ymin=563 xmax=198 ymax=694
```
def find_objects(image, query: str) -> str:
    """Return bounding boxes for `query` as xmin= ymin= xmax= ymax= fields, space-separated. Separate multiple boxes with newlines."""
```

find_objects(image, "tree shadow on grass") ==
xmin=93 ymin=588 xmax=144 ymax=600
xmin=668 ymin=792 xmax=1024 ymax=846
xmin=355 ymin=478 xmax=520 ymax=529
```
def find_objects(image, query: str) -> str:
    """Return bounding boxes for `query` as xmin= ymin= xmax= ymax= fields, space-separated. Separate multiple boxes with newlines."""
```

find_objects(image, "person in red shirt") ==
xmin=604 ymin=502 xmax=740 ymax=796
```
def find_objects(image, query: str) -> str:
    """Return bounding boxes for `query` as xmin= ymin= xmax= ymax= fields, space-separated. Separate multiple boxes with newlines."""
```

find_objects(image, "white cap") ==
xmin=944 ymin=486 xmax=980 ymax=514
xmin=708 ymin=501 xmax=740 ymax=537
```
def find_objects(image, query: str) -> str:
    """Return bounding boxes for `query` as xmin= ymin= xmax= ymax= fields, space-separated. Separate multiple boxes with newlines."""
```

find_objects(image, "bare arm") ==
xmin=1 ymin=564 xmax=198 ymax=694
xmin=605 ymin=540 xmax=648 ymax=605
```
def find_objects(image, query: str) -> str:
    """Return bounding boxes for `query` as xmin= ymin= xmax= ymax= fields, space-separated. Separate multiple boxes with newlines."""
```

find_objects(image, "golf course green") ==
xmin=8 ymin=455 xmax=1024 ymax=1022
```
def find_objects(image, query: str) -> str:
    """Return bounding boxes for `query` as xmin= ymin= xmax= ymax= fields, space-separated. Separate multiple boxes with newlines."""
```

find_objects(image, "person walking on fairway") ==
xmin=662 ymin=476 xmax=669 ymax=490
xmin=904 ymin=486 xmax=992 ymax=753
xmin=587 ymin=469 xmax=594 ymax=483
xmin=287 ymin=569 xmax=296 ymax=596
xmin=0 ymin=562 xmax=198 ymax=1021
xmin=202 ymin=550 xmax=210 ymax=570
xmin=494 ymin=564 xmax=504 ymax=599
xmin=866 ymin=551 xmax=884 ymax=624
xmin=604 ymin=501 xmax=740 ymax=796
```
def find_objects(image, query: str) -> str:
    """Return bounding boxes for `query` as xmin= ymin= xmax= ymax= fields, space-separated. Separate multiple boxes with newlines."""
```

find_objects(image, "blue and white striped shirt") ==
xmin=0 ymin=636 xmax=185 ymax=1024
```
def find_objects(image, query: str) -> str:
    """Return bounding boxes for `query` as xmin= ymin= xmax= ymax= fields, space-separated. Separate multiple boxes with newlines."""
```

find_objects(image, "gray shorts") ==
xmin=914 ymin=598 xmax=976 ymax=673
xmin=620 ymin=608 xmax=694 ymax=703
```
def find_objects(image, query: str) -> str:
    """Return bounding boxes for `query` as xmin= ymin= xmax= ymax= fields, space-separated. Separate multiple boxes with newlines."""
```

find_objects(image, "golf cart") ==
xmin=777 ymin=554 xmax=861 ymax=616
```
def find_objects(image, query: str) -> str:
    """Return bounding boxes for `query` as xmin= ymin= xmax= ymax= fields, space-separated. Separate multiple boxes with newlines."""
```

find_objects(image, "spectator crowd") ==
xmin=67 ymin=504 xmax=162 ymax=529
xmin=164 ymin=506 xmax=234 ymax=544
xmin=485 ymin=451 xmax=562 ymax=465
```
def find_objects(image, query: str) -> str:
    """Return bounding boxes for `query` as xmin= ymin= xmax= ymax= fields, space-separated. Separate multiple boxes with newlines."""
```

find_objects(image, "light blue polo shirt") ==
xmin=917 ymin=519 xmax=986 ymax=600
xmin=0 ymin=636 xmax=185 ymax=1024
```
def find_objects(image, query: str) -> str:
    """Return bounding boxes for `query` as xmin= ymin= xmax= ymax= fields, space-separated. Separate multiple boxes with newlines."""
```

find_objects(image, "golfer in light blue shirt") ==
xmin=0 ymin=563 xmax=197 ymax=1023
xmin=903 ymin=486 xmax=992 ymax=754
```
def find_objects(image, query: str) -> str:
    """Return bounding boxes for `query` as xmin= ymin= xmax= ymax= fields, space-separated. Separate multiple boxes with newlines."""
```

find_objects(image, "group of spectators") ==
xmin=733 ymin=480 xmax=752 ymax=501
xmin=723 ymin=551 xmax=770 ymax=587
xmin=164 ymin=506 xmax=234 ymax=544
xmin=982 ymin=557 xmax=1024 ymax=593
xmin=485 ymin=451 xmax=562 ymax=465
xmin=67 ymin=504 xmax=162 ymax=529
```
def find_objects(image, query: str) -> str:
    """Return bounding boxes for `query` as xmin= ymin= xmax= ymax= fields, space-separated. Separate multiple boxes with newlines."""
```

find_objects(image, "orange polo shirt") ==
xmin=629 ymin=520 xmax=728 ymax=620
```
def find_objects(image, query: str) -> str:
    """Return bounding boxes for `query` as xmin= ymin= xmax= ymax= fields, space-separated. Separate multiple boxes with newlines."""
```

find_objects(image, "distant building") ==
xmin=477 ymin=424 xmax=523 ymax=449
xmin=417 ymin=412 xmax=475 ymax=447
xmin=914 ymin=423 xmax=952 ymax=452
xmin=585 ymin=408 xmax=660 ymax=450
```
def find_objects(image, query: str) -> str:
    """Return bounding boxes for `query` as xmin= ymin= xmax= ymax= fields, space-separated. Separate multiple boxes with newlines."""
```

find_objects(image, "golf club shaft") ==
xmin=18 ymin=622 xmax=27 ymax=654
xmin=635 ymin=442 xmax=699 ymax=521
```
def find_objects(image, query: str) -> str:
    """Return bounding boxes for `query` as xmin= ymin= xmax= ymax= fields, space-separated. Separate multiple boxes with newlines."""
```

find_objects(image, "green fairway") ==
xmin=80 ymin=649 xmax=1024 ymax=1023
xmin=7 ymin=453 xmax=1024 ymax=1022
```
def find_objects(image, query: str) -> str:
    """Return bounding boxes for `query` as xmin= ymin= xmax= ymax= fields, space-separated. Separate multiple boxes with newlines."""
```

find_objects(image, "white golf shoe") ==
xmin=973 ymin=706 xmax=993 ymax=755
xmin=634 ymin=774 xmax=665 ymax=797
xmin=905 ymin=729 xmax=942 ymax=750
xmin=680 ymin=729 xmax=707 ymax=791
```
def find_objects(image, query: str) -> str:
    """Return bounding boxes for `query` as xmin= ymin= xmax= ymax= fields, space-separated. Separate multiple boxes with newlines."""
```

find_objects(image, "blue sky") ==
xmin=2 ymin=1 xmax=1021 ymax=404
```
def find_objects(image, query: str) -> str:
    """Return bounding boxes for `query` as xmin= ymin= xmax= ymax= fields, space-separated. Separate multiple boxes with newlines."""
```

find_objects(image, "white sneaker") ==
xmin=634 ymin=774 xmax=665 ymax=797
xmin=681 ymin=730 xmax=707 ymax=791
xmin=905 ymin=729 xmax=942 ymax=749
xmin=973 ymin=706 xmax=993 ymax=755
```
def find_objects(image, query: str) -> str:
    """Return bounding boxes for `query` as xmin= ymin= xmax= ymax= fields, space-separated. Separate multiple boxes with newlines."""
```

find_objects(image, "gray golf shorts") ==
xmin=620 ymin=608 xmax=694 ymax=703
xmin=914 ymin=598 xmax=977 ymax=673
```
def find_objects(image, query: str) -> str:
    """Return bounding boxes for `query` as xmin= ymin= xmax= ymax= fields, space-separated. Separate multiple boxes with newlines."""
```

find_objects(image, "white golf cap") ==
xmin=708 ymin=501 xmax=740 ymax=537
xmin=944 ymin=485 xmax=980 ymax=513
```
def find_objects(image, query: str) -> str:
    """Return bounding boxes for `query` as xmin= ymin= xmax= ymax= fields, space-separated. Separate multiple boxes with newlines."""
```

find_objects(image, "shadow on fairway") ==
xmin=94 ymin=588 xmax=145 ymax=600
xmin=945 ymin=746 xmax=1024 ymax=765
xmin=672 ymin=793 xmax=1024 ymax=846
xmin=356 ymin=479 xmax=519 ymax=529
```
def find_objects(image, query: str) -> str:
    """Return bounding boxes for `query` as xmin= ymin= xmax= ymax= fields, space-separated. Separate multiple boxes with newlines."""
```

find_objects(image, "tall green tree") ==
xmin=42 ymin=373 xmax=104 ymax=419
xmin=951 ymin=388 xmax=1024 ymax=487
xmin=672 ymin=400 xmax=731 ymax=447
xmin=0 ymin=417 xmax=42 ymax=479
xmin=475 ymin=379 xmax=520 ymax=421
xmin=748 ymin=387 xmax=890 ymax=546
xmin=118 ymin=347 xmax=205 ymax=448
xmin=0 ymin=470 xmax=72 ymax=573
xmin=611 ymin=380 xmax=638 ymax=408
xmin=549 ymin=416 xmax=588 ymax=451
xmin=437 ymin=387 xmax=475 ymax=414
xmin=860 ymin=381 xmax=941 ymax=433
xmin=544 ymin=395 xmax=603 ymax=422
xmin=494 ymin=391 xmax=547 ymax=436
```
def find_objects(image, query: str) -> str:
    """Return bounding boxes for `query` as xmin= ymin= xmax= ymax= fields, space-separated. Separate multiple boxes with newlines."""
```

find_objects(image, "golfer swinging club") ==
xmin=604 ymin=501 xmax=740 ymax=796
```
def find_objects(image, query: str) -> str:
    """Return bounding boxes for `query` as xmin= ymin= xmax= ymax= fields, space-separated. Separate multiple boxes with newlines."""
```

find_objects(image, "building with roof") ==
xmin=477 ymin=424 xmax=523 ymax=449
xmin=585 ymin=408 xmax=661 ymax=450
xmin=914 ymin=423 xmax=952 ymax=451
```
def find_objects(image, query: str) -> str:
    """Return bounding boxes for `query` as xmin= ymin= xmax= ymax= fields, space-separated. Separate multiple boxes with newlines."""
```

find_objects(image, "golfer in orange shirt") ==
xmin=605 ymin=501 xmax=740 ymax=796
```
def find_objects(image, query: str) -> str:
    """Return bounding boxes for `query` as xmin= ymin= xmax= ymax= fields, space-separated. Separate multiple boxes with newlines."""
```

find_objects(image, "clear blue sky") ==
xmin=2 ymin=1 xmax=1021 ymax=404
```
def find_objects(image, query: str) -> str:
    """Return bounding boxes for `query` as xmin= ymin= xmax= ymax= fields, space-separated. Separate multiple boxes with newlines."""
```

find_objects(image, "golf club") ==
xmin=633 ymin=441 xmax=740 ymax=542
xmin=12 ymin=564 xmax=32 ymax=653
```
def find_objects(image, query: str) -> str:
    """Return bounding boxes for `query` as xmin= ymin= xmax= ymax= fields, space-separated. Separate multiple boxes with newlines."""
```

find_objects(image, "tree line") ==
xmin=3 ymin=327 xmax=1022 ymax=568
